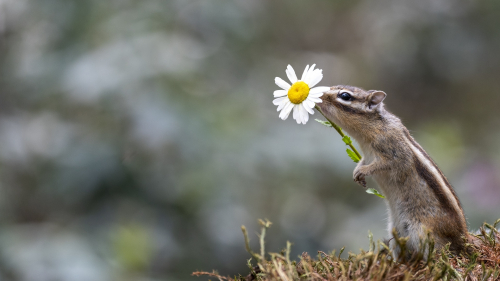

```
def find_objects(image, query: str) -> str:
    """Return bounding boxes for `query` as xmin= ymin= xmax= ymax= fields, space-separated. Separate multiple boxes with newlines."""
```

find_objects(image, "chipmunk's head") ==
xmin=316 ymin=85 xmax=387 ymax=136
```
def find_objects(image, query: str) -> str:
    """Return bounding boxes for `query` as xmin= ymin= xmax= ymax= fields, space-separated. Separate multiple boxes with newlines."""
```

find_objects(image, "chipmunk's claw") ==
xmin=354 ymin=177 xmax=366 ymax=187
xmin=353 ymin=171 xmax=367 ymax=187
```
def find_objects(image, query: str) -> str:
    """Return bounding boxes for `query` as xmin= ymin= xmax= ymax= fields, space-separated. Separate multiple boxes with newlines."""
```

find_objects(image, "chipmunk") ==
xmin=315 ymin=85 xmax=468 ymax=256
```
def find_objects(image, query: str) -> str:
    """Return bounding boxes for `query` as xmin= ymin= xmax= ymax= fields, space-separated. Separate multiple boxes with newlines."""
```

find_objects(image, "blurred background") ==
xmin=0 ymin=0 xmax=499 ymax=280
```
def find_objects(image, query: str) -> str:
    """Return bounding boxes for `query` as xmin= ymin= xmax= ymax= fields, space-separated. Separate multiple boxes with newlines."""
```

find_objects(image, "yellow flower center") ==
xmin=287 ymin=81 xmax=309 ymax=104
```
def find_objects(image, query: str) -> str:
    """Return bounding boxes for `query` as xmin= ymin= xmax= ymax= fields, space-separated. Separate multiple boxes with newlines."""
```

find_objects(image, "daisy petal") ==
xmin=307 ymin=64 xmax=316 ymax=77
xmin=277 ymin=100 xmax=290 ymax=111
xmin=309 ymin=86 xmax=330 ymax=95
xmin=301 ymin=65 xmax=310 ymax=81
xmin=279 ymin=102 xmax=294 ymax=120
xmin=304 ymin=103 xmax=314 ymax=115
xmin=275 ymin=77 xmax=291 ymax=90
xmin=304 ymin=64 xmax=316 ymax=82
xmin=303 ymin=68 xmax=319 ymax=84
xmin=293 ymin=105 xmax=301 ymax=124
xmin=286 ymin=65 xmax=298 ymax=83
xmin=307 ymin=70 xmax=323 ymax=87
xmin=303 ymin=108 xmax=309 ymax=124
xmin=283 ymin=104 xmax=294 ymax=120
xmin=309 ymin=92 xmax=324 ymax=98
xmin=309 ymin=96 xmax=322 ymax=103
xmin=303 ymin=70 xmax=315 ymax=85
xmin=274 ymin=90 xmax=287 ymax=97
xmin=299 ymin=104 xmax=308 ymax=124
xmin=304 ymin=99 xmax=316 ymax=109
xmin=273 ymin=96 xmax=287 ymax=105
xmin=294 ymin=104 xmax=300 ymax=124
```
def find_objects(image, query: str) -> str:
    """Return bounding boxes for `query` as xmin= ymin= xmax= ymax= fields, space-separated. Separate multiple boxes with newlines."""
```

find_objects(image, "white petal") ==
xmin=303 ymin=70 xmax=315 ymax=85
xmin=309 ymin=92 xmax=324 ymax=98
xmin=273 ymin=90 xmax=287 ymax=97
xmin=308 ymin=96 xmax=322 ymax=103
xmin=303 ymin=64 xmax=316 ymax=82
xmin=293 ymin=105 xmax=302 ymax=124
xmin=301 ymin=65 xmax=310 ymax=81
xmin=307 ymin=64 xmax=316 ymax=77
xmin=286 ymin=65 xmax=298 ymax=83
xmin=309 ymin=86 xmax=330 ymax=95
xmin=304 ymin=99 xmax=316 ymax=109
xmin=304 ymin=103 xmax=314 ymax=115
xmin=273 ymin=96 xmax=287 ymax=105
xmin=275 ymin=77 xmax=291 ymax=90
xmin=304 ymin=109 xmax=309 ymax=122
xmin=277 ymin=99 xmax=289 ymax=111
xmin=299 ymin=104 xmax=308 ymax=124
xmin=293 ymin=104 xmax=300 ymax=124
xmin=308 ymin=71 xmax=323 ymax=87
xmin=279 ymin=102 xmax=294 ymax=120
xmin=283 ymin=104 xmax=294 ymax=120
xmin=305 ymin=69 xmax=322 ymax=87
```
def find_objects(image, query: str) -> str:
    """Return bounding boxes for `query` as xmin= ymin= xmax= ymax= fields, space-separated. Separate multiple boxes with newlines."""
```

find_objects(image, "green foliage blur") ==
xmin=0 ymin=0 xmax=499 ymax=280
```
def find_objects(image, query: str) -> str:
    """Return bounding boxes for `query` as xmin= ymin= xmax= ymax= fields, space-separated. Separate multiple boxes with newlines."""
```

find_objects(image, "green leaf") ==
xmin=342 ymin=135 xmax=352 ymax=145
xmin=346 ymin=149 xmax=360 ymax=163
xmin=366 ymin=188 xmax=385 ymax=198
xmin=314 ymin=119 xmax=332 ymax=127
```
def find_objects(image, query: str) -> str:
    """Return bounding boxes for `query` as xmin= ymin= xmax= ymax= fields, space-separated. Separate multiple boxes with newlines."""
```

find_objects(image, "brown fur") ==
xmin=316 ymin=85 xmax=467 ymax=255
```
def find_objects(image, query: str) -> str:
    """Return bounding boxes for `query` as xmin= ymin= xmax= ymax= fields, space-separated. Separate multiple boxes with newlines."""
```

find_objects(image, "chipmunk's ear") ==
xmin=368 ymin=90 xmax=386 ymax=109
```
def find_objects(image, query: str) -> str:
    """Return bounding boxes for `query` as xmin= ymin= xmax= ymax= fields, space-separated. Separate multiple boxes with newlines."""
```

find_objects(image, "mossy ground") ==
xmin=193 ymin=219 xmax=500 ymax=281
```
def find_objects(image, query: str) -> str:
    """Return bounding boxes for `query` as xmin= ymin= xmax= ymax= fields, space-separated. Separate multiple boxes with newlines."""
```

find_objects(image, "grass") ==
xmin=193 ymin=219 xmax=500 ymax=281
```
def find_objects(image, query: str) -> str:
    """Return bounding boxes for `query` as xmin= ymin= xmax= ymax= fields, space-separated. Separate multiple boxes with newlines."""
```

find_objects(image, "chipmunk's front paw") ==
xmin=353 ymin=166 xmax=368 ymax=187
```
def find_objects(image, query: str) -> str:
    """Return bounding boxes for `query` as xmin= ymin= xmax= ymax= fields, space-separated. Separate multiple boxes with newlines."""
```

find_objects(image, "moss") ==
xmin=193 ymin=218 xmax=500 ymax=281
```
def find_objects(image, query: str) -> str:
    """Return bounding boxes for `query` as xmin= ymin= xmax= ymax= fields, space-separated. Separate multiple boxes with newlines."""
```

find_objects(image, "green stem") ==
xmin=314 ymin=105 xmax=362 ymax=160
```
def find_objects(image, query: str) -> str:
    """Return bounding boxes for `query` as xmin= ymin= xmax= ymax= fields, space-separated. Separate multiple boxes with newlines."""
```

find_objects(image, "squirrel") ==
xmin=315 ymin=85 xmax=468 ymax=257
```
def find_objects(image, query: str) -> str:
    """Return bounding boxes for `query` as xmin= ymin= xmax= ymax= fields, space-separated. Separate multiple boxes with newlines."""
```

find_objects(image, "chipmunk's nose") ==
xmin=319 ymin=87 xmax=336 ymax=102
xmin=316 ymin=88 xmax=335 ymax=112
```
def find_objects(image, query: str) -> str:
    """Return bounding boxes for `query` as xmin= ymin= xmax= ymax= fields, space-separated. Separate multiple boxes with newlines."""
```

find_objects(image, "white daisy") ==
xmin=273 ymin=64 xmax=330 ymax=124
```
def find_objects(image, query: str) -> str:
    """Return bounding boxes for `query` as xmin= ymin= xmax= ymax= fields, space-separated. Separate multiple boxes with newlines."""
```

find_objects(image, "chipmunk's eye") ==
xmin=339 ymin=92 xmax=353 ymax=101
